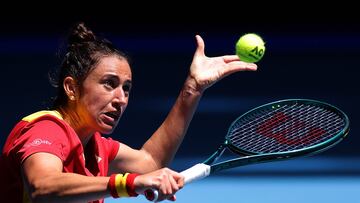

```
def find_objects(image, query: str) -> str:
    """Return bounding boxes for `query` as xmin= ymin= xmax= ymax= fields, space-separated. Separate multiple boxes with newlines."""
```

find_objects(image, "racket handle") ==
xmin=145 ymin=163 xmax=211 ymax=202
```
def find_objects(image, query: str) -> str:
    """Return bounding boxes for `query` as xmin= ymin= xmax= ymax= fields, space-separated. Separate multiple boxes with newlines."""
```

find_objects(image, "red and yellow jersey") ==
xmin=0 ymin=110 xmax=120 ymax=203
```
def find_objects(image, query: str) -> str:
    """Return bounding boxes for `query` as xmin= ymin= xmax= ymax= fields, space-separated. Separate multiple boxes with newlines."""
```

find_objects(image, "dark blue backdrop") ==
xmin=1 ymin=20 xmax=359 ymax=159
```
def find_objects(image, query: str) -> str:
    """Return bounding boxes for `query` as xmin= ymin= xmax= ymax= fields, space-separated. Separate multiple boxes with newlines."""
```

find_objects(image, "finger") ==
xmin=194 ymin=35 xmax=205 ymax=57
xmin=162 ymin=173 xmax=172 ymax=196
xmin=168 ymin=170 xmax=184 ymax=189
xmin=168 ymin=195 xmax=177 ymax=201
xmin=229 ymin=61 xmax=258 ymax=71
xmin=223 ymin=55 xmax=241 ymax=63
xmin=166 ymin=179 xmax=177 ymax=202
xmin=176 ymin=175 xmax=185 ymax=189
xmin=220 ymin=62 xmax=257 ymax=77
xmin=169 ymin=174 xmax=179 ymax=192
xmin=159 ymin=177 xmax=175 ymax=201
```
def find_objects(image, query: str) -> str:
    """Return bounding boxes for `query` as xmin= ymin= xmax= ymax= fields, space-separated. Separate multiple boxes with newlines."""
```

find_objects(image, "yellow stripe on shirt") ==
xmin=22 ymin=110 xmax=63 ymax=122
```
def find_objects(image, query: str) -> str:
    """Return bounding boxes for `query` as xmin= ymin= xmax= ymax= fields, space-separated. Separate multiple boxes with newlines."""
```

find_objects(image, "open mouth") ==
xmin=104 ymin=112 xmax=120 ymax=122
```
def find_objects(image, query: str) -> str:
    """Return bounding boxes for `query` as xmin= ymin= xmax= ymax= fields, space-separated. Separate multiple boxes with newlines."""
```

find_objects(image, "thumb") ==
xmin=194 ymin=35 xmax=205 ymax=57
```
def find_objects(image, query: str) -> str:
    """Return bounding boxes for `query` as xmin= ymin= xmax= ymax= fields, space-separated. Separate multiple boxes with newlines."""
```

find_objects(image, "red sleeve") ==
xmin=100 ymin=136 xmax=120 ymax=162
xmin=15 ymin=119 xmax=68 ymax=163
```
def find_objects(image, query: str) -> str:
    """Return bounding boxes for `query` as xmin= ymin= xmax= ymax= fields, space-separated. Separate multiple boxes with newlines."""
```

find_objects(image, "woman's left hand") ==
xmin=188 ymin=35 xmax=258 ymax=92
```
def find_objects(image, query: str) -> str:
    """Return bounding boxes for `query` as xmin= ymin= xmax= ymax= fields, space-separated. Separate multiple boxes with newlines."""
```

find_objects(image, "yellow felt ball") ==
xmin=235 ymin=33 xmax=265 ymax=63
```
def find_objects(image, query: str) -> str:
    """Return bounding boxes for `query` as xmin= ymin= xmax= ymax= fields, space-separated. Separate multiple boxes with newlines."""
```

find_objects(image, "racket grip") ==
xmin=145 ymin=163 xmax=211 ymax=202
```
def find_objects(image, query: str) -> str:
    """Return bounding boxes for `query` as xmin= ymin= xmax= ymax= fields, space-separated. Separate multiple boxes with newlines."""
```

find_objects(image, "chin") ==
xmin=98 ymin=124 xmax=116 ymax=134
xmin=97 ymin=118 xmax=119 ymax=134
xmin=101 ymin=127 xmax=115 ymax=134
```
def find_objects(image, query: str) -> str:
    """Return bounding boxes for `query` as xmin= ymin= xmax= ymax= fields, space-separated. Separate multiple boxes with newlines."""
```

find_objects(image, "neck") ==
xmin=57 ymin=107 xmax=94 ymax=147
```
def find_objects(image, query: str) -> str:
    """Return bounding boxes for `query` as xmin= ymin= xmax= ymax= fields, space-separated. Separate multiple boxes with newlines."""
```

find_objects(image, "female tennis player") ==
xmin=0 ymin=22 xmax=257 ymax=203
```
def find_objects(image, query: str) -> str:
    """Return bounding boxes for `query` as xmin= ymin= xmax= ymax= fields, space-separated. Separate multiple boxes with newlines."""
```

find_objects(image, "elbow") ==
xmin=142 ymin=151 xmax=163 ymax=171
xmin=27 ymin=179 xmax=56 ymax=203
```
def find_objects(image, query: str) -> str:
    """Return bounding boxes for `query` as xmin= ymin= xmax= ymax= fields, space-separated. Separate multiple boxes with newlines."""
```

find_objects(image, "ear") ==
xmin=63 ymin=76 xmax=78 ymax=101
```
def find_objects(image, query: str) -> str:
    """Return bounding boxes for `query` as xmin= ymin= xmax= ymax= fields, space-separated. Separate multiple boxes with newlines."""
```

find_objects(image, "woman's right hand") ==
xmin=134 ymin=167 xmax=184 ymax=201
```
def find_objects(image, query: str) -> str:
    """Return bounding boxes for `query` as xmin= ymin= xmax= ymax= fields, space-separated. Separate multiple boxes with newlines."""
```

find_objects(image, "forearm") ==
xmin=27 ymin=173 xmax=109 ymax=203
xmin=142 ymin=76 xmax=203 ymax=167
xmin=113 ymin=35 xmax=257 ymax=173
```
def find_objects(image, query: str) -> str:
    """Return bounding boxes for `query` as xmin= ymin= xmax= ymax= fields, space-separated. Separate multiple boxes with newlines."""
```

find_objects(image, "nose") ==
xmin=112 ymin=87 xmax=127 ymax=110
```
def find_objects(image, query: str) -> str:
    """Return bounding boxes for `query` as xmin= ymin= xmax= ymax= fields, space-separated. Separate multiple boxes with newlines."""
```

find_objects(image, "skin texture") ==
xmin=62 ymin=55 xmax=132 ymax=143
xmin=22 ymin=35 xmax=257 ymax=203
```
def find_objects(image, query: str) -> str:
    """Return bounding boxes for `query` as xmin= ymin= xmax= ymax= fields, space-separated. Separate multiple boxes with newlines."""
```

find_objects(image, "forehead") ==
xmin=91 ymin=55 xmax=132 ymax=79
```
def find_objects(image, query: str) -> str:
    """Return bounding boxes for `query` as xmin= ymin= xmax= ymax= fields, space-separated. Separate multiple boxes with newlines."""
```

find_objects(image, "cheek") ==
xmin=81 ymin=90 xmax=110 ymax=113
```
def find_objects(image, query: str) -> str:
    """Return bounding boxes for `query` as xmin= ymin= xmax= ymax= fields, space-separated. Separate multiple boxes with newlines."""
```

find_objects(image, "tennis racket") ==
xmin=145 ymin=99 xmax=350 ymax=201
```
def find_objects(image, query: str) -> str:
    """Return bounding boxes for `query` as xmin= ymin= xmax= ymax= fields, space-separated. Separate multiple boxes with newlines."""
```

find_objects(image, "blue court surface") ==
xmin=106 ymin=157 xmax=360 ymax=203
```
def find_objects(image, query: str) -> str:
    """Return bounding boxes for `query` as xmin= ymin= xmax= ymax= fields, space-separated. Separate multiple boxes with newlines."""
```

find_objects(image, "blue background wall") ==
xmin=1 ymin=19 xmax=359 ymax=158
xmin=0 ymin=11 xmax=359 ymax=203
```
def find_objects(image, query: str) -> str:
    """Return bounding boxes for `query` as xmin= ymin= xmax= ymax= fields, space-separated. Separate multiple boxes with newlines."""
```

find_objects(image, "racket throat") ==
xmin=203 ymin=143 xmax=226 ymax=165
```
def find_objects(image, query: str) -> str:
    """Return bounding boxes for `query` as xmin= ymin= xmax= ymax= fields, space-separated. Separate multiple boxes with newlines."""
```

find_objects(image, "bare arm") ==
xmin=22 ymin=152 xmax=110 ymax=203
xmin=23 ymin=152 xmax=183 ymax=202
xmin=143 ymin=35 xmax=257 ymax=168
xmin=109 ymin=80 xmax=201 ymax=174
xmin=110 ymin=35 xmax=257 ymax=173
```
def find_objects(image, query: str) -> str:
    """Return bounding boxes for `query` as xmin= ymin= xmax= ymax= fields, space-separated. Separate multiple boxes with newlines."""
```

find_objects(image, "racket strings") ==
xmin=272 ymin=105 xmax=328 ymax=145
xmin=227 ymin=102 xmax=346 ymax=153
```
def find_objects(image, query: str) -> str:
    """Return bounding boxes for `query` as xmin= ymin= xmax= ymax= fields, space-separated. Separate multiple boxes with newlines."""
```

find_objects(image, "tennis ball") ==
xmin=235 ymin=33 xmax=265 ymax=63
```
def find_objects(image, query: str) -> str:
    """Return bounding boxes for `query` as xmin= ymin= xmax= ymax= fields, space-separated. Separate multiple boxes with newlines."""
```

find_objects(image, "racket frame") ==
xmin=209 ymin=99 xmax=350 ymax=173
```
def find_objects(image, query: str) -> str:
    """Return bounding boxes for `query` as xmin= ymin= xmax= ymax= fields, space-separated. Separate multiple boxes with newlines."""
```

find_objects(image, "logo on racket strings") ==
xmin=256 ymin=112 xmax=327 ymax=146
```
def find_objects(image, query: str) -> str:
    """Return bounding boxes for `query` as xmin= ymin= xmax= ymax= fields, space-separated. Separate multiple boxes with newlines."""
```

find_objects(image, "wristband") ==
xmin=126 ymin=173 xmax=139 ymax=197
xmin=108 ymin=174 xmax=119 ymax=198
xmin=108 ymin=173 xmax=139 ymax=198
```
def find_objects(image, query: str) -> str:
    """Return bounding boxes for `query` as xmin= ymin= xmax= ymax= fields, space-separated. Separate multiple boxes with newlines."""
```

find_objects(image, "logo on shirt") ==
xmin=25 ymin=138 xmax=52 ymax=147
xmin=96 ymin=155 xmax=102 ymax=163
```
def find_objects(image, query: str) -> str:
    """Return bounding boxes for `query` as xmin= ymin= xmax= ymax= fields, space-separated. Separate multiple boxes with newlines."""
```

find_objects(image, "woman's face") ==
xmin=75 ymin=55 xmax=132 ymax=134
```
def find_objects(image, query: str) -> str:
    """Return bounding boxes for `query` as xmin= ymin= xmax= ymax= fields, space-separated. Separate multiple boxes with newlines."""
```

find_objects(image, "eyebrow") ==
xmin=103 ymin=74 xmax=132 ymax=84
xmin=124 ymin=80 xmax=132 ymax=87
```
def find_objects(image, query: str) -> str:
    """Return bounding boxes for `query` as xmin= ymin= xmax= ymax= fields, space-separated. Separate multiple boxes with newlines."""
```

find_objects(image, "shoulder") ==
xmin=22 ymin=110 xmax=63 ymax=122
xmin=20 ymin=110 xmax=70 ymax=137
xmin=5 ymin=111 xmax=73 ymax=163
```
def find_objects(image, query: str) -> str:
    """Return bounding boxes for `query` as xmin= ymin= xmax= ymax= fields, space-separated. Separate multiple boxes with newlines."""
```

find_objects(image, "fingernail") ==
xmin=169 ymin=195 xmax=176 ymax=201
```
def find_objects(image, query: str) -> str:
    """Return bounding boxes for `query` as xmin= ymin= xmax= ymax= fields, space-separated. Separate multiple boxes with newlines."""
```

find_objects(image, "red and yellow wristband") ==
xmin=108 ymin=173 xmax=139 ymax=198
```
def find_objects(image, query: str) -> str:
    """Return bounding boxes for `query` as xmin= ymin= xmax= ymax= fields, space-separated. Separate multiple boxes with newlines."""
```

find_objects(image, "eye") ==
xmin=103 ymin=79 xmax=118 ymax=89
xmin=123 ymin=81 xmax=132 ymax=95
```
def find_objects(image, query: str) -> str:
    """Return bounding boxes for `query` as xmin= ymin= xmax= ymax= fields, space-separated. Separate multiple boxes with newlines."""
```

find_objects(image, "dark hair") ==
xmin=49 ymin=22 xmax=129 ymax=109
